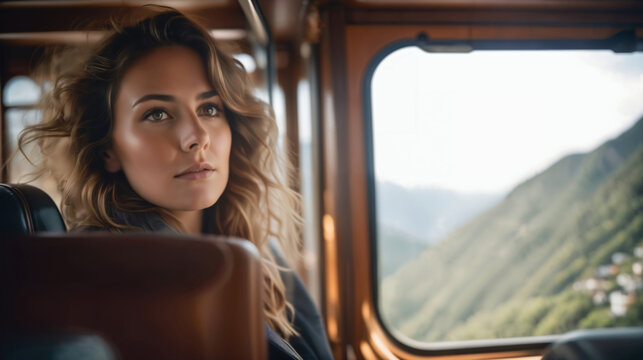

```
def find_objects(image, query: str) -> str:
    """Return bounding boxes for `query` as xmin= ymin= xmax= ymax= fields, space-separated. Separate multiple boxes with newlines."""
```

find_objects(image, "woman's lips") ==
xmin=174 ymin=168 xmax=215 ymax=180
xmin=174 ymin=162 xmax=215 ymax=179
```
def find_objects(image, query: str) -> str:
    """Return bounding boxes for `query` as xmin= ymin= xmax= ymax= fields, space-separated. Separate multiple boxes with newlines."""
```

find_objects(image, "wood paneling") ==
xmin=336 ymin=0 xmax=643 ymax=11
xmin=347 ymin=9 xmax=643 ymax=27
xmin=0 ymin=6 xmax=245 ymax=33
xmin=258 ymin=0 xmax=304 ymax=42
xmin=348 ymin=9 xmax=643 ymax=27
xmin=277 ymin=44 xmax=301 ymax=190
xmin=318 ymin=5 xmax=352 ymax=360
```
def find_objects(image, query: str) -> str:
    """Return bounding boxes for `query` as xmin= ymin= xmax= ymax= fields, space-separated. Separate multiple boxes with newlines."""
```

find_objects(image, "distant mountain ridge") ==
xmin=380 ymin=117 xmax=643 ymax=342
xmin=376 ymin=182 xmax=502 ymax=244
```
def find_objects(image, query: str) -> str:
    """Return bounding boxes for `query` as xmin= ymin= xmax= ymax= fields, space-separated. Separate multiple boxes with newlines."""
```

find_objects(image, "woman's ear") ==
xmin=104 ymin=149 xmax=122 ymax=173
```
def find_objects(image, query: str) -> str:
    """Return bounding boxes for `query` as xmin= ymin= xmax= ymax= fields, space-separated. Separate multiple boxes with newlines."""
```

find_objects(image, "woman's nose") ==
xmin=179 ymin=112 xmax=210 ymax=152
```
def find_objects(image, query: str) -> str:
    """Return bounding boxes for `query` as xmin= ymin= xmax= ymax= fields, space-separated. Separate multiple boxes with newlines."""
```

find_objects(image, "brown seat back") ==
xmin=1 ymin=233 xmax=266 ymax=360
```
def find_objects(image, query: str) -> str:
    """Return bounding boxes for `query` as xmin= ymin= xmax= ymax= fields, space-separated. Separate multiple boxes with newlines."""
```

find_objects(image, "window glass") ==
xmin=3 ymin=76 xmax=41 ymax=106
xmin=233 ymin=53 xmax=257 ymax=73
xmin=298 ymin=78 xmax=321 ymax=306
xmin=372 ymin=48 xmax=643 ymax=343
xmin=273 ymin=84 xmax=286 ymax=149
xmin=4 ymin=78 xmax=61 ymax=204
xmin=6 ymin=108 xmax=42 ymax=182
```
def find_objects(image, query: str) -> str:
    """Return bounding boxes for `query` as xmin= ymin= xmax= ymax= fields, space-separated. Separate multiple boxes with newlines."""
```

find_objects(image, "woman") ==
xmin=18 ymin=8 xmax=332 ymax=360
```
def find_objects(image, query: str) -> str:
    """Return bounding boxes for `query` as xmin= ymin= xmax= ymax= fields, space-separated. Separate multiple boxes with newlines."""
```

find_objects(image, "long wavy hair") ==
xmin=18 ymin=8 xmax=302 ymax=338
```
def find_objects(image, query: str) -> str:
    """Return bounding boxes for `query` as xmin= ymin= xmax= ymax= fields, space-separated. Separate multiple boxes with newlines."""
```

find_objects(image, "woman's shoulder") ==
xmin=270 ymin=245 xmax=333 ymax=360
xmin=282 ymin=270 xmax=333 ymax=360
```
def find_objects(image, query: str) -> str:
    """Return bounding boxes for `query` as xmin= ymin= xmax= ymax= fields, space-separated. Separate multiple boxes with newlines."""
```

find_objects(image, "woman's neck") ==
xmin=172 ymin=210 xmax=203 ymax=235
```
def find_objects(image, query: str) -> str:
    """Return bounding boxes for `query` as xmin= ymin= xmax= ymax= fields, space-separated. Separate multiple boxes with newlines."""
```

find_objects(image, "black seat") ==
xmin=542 ymin=328 xmax=643 ymax=360
xmin=2 ymin=333 xmax=117 ymax=360
xmin=0 ymin=184 xmax=114 ymax=359
xmin=0 ymin=183 xmax=66 ymax=234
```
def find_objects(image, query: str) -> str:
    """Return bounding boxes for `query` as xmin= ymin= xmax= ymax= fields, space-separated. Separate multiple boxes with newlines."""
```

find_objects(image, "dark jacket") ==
xmin=272 ymin=248 xmax=333 ymax=360
xmin=73 ymin=210 xmax=333 ymax=360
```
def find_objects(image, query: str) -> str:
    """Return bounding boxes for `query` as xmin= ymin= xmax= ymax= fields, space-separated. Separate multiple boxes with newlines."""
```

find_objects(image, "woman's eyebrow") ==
xmin=133 ymin=94 xmax=175 ymax=107
xmin=197 ymin=90 xmax=218 ymax=100
xmin=132 ymin=90 xmax=218 ymax=107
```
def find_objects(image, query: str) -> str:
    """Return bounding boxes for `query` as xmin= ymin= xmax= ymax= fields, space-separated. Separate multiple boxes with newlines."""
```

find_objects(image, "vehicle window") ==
xmin=298 ymin=77 xmax=321 ymax=306
xmin=4 ymin=75 xmax=41 ymax=106
xmin=3 ymin=76 xmax=61 ymax=201
xmin=370 ymin=48 xmax=643 ymax=343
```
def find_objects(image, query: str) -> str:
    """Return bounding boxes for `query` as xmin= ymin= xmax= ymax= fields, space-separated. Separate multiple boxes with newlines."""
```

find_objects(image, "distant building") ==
xmin=593 ymin=291 xmax=607 ymax=306
xmin=617 ymin=274 xmax=632 ymax=288
xmin=596 ymin=265 xmax=613 ymax=278
xmin=634 ymin=262 xmax=643 ymax=276
xmin=616 ymin=274 xmax=641 ymax=292
xmin=612 ymin=252 xmax=628 ymax=265
xmin=574 ymin=277 xmax=609 ymax=292
xmin=610 ymin=291 xmax=629 ymax=317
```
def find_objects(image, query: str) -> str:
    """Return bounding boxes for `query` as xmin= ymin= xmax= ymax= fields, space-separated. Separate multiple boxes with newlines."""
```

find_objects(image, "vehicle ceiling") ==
xmin=2 ymin=0 xmax=641 ymax=43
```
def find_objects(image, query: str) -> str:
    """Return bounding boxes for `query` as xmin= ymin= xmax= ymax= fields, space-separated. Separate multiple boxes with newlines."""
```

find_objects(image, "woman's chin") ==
xmin=170 ymin=195 xmax=221 ymax=212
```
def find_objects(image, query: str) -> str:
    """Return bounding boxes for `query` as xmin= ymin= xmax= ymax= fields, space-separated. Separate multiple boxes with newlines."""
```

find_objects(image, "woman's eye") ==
xmin=200 ymin=104 xmax=220 ymax=117
xmin=144 ymin=109 xmax=169 ymax=122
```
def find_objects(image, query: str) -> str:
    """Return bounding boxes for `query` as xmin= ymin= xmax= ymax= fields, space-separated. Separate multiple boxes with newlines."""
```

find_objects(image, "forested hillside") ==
xmin=380 ymin=117 xmax=643 ymax=342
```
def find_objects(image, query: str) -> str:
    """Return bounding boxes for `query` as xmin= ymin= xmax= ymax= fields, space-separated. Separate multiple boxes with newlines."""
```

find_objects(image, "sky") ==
xmin=371 ymin=48 xmax=643 ymax=194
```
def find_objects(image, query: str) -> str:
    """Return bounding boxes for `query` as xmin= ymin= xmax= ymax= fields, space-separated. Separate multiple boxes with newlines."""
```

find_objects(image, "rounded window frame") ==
xmin=362 ymin=30 xmax=643 ymax=356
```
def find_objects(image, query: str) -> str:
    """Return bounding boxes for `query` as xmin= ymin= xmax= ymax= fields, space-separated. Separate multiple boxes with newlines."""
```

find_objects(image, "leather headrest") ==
xmin=0 ymin=184 xmax=66 ymax=234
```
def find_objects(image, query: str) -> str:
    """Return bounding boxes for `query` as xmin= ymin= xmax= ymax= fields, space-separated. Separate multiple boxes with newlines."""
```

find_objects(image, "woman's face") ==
xmin=107 ymin=45 xmax=231 ymax=214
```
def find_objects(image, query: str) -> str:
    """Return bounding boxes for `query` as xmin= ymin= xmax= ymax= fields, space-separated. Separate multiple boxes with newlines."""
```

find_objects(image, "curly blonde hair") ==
xmin=18 ymin=8 xmax=302 ymax=339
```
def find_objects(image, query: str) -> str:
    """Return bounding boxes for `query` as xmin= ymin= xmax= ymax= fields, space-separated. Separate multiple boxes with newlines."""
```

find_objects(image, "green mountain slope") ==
xmin=380 ymin=118 xmax=643 ymax=342
xmin=378 ymin=225 xmax=427 ymax=278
